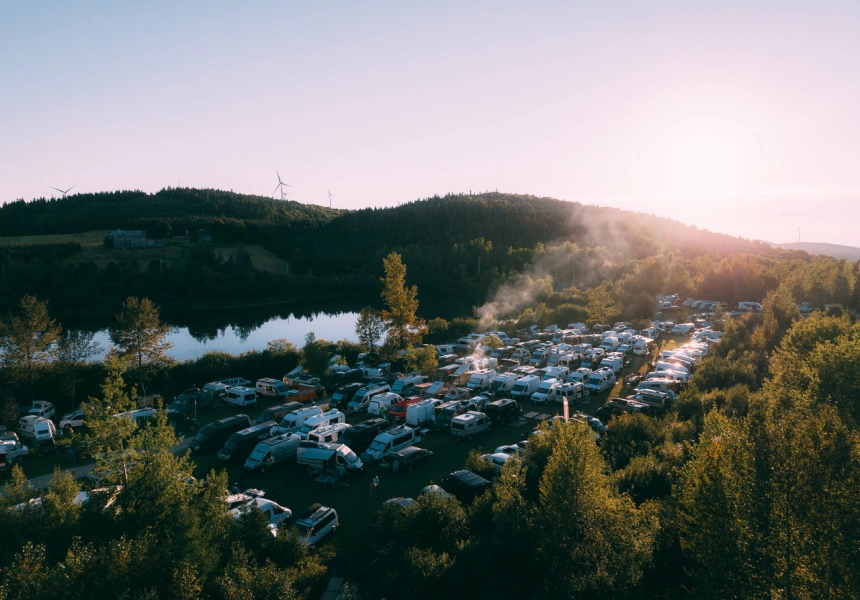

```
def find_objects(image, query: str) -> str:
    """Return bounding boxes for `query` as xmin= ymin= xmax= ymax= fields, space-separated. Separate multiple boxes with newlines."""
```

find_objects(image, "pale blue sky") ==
xmin=2 ymin=1 xmax=859 ymax=245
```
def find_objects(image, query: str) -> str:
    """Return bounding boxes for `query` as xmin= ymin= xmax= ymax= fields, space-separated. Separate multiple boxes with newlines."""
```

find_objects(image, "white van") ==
xmin=585 ymin=368 xmax=616 ymax=394
xmin=256 ymin=378 xmax=291 ymax=399
xmin=649 ymin=368 xmax=690 ymax=384
xmin=307 ymin=422 xmax=352 ymax=445
xmin=348 ymin=383 xmax=391 ymax=414
xmin=531 ymin=379 xmax=561 ymax=404
xmin=244 ymin=433 xmax=301 ymax=473
xmin=635 ymin=379 xmax=678 ymax=396
xmin=204 ymin=377 xmax=251 ymax=398
xmin=405 ymin=399 xmax=442 ymax=427
xmin=367 ymin=392 xmax=401 ymax=416
xmin=567 ymin=367 xmax=592 ymax=384
xmin=296 ymin=409 xmax=346 ymax=440
xmin=363 ymin=426 xmax=424 ymax=464
xmin=279 ymin=405 xmax=324 ymax=433
xmin=450 ymin=411 xmax=491 ymax=440
xmin=488 ymin=373 xmax=517 ymax=398
xmin=224 ymin=386 xmax=257 ymax=408
xmin=655 ymin=361 xmax=689 ymax=375
xmin=465 ymin=370 xmax=495 ymax=393
xmin=599 ymin=336 xmax=620 ymax=352
xmin=15 ymin=416 xmax=56 ymax=454
xmin=599 ymin=355 xmax=623 ymax=374
xmin=510 ymin=375 xmax=541 ymax=400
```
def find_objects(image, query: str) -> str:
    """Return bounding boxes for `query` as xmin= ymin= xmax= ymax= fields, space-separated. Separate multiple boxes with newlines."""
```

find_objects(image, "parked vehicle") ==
xmin=597 ymin=397 xmax=652 ymax=417
xmin=632 ymin=388 xmax=673 ymax=411
xmin=329 ymin=383 xmax=362 ymax=410
xmin=1 ymin=436 xmax=29 ymax=464
xmin=567 ymin=367 xmax=592 ymax=383
xmin=338 ymin=418 xmax=391 ymax=454
xmin=292 ymin=504 xmax=339 ymax=549
xmin=443 ymin=387 xmax=471 ymax=403
xmin=489 ymin=373 xmax=517 ymax=397
xmin=255 ymin=378 xmax=291 ymax=399
xmin=550 ymin=382 xmax=590 ymax=405
xmin=482 ymin=452 xmax=514 ymax=474
xmin=635 ymin=379 xmax=679 ymax=396
xmin=387 ymin=395 xmax=423 ymax=421
xmin=307 ymin=422 xmax=352 ymax=445
xmin=170 ymin=388 xmax=218 ymax=413
xmin=59 ymin=408 xmax=86 ymax=433
xmin=296 ymin=409 xmax=346 ymax=440
xmin=367 ymin=392 xmax=401 ymax=417
xmin=363 ymin=425 xmax=424 ymax=464
xmin=450 ymin=411 xmax=491 ymax=440
xmin=440 ymin=470 xmax=491 ymax=505
xmin=390 ymin=374 xmax=425 ymax=397
xmin=166 ymin=409 xmax=195 ymax=433
xmin=531 ymin=378 xmax=561 ymax=404
xmin=599 ymin=336 xmax=620 ymax=352
xmin=244 ymin=433 xmax=301 ymax=473
xmin=486 ymin=398 xmax=522 ymax=424
xmin=586 ymin=368 xmax=617 ymax=394
xmin=280 ymin=405 xmax=324 ymax=433
xmin=405 ymin=399 xmax=442 ymax=428
xmin=217 ymin=421 xmax=281 ymax=462
xmin=224 ymin=386 xmax=257 ymax=408
xmin=16 ymin=416 xmax=57 ymax=455
xmin=434 ymin=400 xmax=471 ymax=430
xmin=510 ymin=375 xmax=541 ymax=401
xmin=378 ymin=446 xmax=434 ymax=473
xmin=421 ymin=381 xmax=448 ymax=399
xmin=229 ymin=497 xmax=292 ymax=529
xmin=347 ymin=383 xmax=391 ymax=415
xmin=465 ymin=370 xmax=495 ymax=394
xmin=256 ymin=402 xmax=303 ymax=425
xmin=297 ymin=443 xmax=364 ymax=474
xmin=22 ymin=401 xmax=55 ymax=421
xmin=599 ymin=354 xmax=624 ymax=374
xmin=190 ymin=415 xmax=251 ymax=453
xmin=204 ymin=377 xmax=251 ymax=398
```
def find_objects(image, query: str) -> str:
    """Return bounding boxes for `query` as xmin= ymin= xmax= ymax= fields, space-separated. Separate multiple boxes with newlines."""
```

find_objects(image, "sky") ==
xmin=2 ymin=1 xmax=859 ymax=246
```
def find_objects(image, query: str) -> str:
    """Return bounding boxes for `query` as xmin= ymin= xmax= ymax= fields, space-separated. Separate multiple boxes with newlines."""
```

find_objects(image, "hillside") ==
xmin=777 ymin=241 xmax=860 ymax=261
xmin=0 ymin=189 xmax=836 ymax=314
xmin=0 ymin=187 xmax=340 ymax=238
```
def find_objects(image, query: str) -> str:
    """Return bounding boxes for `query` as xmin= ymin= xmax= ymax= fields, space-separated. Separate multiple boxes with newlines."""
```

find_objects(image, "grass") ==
xmin=0 ymin=231 xmax=108 ymax=247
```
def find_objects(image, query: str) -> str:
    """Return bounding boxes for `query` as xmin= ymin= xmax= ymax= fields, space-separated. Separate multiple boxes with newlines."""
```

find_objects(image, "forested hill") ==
xmin=0 ymin=188 xmax=340 ymax=237
xmin=777 ymin=241 xmax=860 ymax=261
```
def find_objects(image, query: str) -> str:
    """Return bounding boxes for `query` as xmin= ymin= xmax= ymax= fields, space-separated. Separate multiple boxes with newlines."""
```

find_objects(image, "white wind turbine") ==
xmin=50 ymin=184 xmax=76 ymax=198
xmin=273 ymin=171 xmax=291 ymax=200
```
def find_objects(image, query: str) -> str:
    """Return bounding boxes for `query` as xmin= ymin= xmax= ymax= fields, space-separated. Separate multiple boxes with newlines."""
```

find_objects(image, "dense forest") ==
xmin=2 ymin=189 xmax=856 ymax=317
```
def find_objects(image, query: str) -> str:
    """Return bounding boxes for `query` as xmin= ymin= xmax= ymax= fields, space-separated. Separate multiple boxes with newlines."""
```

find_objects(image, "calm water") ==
xmin=66 ymin=294 xmax=474 ymax=361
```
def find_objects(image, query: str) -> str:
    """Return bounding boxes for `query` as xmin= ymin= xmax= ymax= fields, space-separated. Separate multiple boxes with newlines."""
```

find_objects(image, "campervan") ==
xmin=279 ymin=405 xmax=324 ymax=433
xmin=295 ymin=409 xmax=346 ymax=440
xmin=510 ymin=375 xmax=541 ymax=401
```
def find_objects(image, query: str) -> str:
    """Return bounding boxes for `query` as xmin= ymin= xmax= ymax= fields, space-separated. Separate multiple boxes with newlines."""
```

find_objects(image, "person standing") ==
xmin=370 ymin=477 xmax=377 ymax=497
xmin=373 ymin=475 xmax=380 ymax=496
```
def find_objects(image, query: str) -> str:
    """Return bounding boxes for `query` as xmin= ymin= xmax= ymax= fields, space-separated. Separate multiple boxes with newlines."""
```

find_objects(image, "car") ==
xmin=378 ymin=446 xmax=434 ymax=473
xmin=384 ymin=497 xmax=418 ymax=510
xmin=59 ymin=408 xmax=86 ymax=433
xmin=481 ymin=452 xmax=515 ymax=474
xmin=229 ymin=497 xmax=292 ymax=529
xmin=494 ymin=444 xmax=525 ymax=457
xmin=419 ymin=484 xmax=451 ymax=500
xmin=292 ymin=504 xmax=339 ymax=549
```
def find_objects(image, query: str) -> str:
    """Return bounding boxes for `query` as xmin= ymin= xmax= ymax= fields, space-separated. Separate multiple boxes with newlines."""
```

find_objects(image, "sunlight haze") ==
xmin=2 ymin=1 xmax=858 ymax=245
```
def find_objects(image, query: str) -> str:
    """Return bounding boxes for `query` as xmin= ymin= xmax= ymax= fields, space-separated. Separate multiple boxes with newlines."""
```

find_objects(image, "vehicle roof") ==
xmin=296 ymin=504 xmax=334 ymax=525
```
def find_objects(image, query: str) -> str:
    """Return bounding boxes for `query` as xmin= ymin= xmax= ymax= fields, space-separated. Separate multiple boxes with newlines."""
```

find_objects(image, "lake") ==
xmin=65 ymin=294 xmax=476 ymax=361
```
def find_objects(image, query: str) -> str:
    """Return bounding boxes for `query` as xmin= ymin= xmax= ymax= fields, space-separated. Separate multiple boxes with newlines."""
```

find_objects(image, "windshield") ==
xmin=248 ymin=448 xmax=266 ymax=462
xmin=537 ymin=385 xmax=551 ymax=393
xmin=391 ymin=382 xmax=406 ymax=392
xmin=342 ymin=450 xmax=358 ymax=464
xmin=296 ymin=523 xmax=313 ymax=537
xmin=223 ymin=439 xmax=238 ymax=453
xmin=193 ymin=431 xmax=209 ymax=443
xmin=490 ymin=381 xmax=504 ymax=390
xmin=512 ymin=384 xmax=526 ymax=393
xmin=368 ymin=440 xmax=386 ymax=453
xmin=587 ymin=376 xmax=602 ymax=385
xmin=299 ymin=424 xmax=315 ymax=434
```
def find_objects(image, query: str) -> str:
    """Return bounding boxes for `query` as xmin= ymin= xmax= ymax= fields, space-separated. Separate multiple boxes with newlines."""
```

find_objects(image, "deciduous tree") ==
xmin=380 ymin=252 xmax=424 ymax=351
xmin=110 ymin=297 xmax=173 ymax=392
xmin=0 ymin=295 xmax=60 ymax=400
xmin=355 ymin=306 xmax=385 ymax=352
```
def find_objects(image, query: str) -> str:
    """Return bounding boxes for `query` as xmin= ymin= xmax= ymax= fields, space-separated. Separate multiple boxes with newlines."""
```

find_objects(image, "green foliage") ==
xmin=404 ymin=345 xmax=438 ymax=379
xmin=110 ymin=296 xmax=173 ymax=392
xmin=0 ymin=295 xmax=61 ymax=400
xmin=354 ymin=306 xmax=385 ymax=352
xmin=380 ymin=252 xmax=424 ymax=351
xmin=298 ymin=332 xmax=332 ymax=378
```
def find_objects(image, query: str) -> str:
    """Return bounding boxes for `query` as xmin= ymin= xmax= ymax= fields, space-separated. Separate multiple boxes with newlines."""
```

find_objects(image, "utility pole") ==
xmin=477 ymin=256 xmax=481 ymax=276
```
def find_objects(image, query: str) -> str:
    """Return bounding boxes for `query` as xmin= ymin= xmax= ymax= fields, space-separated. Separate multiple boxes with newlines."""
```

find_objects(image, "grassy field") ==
xmin=0 ymin=230 xmax=289 ymax=274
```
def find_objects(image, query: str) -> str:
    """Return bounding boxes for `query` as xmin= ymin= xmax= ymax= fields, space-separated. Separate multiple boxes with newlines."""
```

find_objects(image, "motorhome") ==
xmin=255 ymin=402 xmax=303 ymax=425
xmin=567 ymin=367 xmax=592 ymax=383
xmin=244 ymin=433 xmax=301 ymax=473
xmin=531 ymin=379 xmax=561 ymax=404
xmin=655 ymin=361 xmax=689 ymax=375
xmin=434 ymin=401 xmax=471 ymax=430
xmin=738 ymin=301 xmax=763 ymax=312
xmin=190 ymin=415 xmax=251 ymax=453
xmin=347 ymin=383 xmax=391 ymax=414
xmin=16 ymin=416 xmax=56 ymax=454
xmin=529 ymin=347 xmax=551 ymax=368
xmin=632 ymin=389 xmax=673 ymax=411
xmin=204 ymin=377 xmax=251 ymax=398
xmin=224 ymin=387 xmax=257 ymax=408
xmin=485 ymin=398 xmax=522 ymax=424
xmin=217 ymin=421 xmax=281 ymax=462
xmin=405 ymin=399 xmax=442 ymax=428
xmin=586 ymin=368 xmax=617 ymax=394
xmin=510 ymin=375 xmax=541 ymax=401
xmin=450 ymin=411 xmax=491 ymax=440
xmin=298 ymin=443 xmax=364 ymax=474
xmin=599 ymin=336 xmax=620 ymax=352
xmin=540 ymin=366 xmax=570 ymax=381
xmin=367 ymin=392 xmax=402 ymax=416
xmin=279 ymin=405 xmax=324 ymax=433
xmin=339 ymin=418 xmax=391 ymax=454
xmin=330 ymin=383 xmax=362 ymax=410
xmin=390 ymin=374 xmax=425 ymax=397
xmin=422 ymin=381 xmax=448 ymax=399
xmin=465 ymin=370 xmax=495 ymax=394
xmin=295 ymin=409 xmax=346 ymax=440
xmin=256 ymin=378 xmax=292 ymax=399
xmin=635 ymin=379 xmax=679 ymax=396
xmin=550 ymin=381 xmax=589 ymax=405
xmin=363 ymin=426 xmax=424 ymax=464
xmin=598 ymin=354 xmax=624 ymax=374
xmin=307 ymin=422 xmax=352 ymax=445
xmin=488 ymin=373 xmax=517 ymax=398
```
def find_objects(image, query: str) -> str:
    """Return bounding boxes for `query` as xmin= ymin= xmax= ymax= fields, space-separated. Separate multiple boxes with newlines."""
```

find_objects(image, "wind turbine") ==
xmin=327 ymin=189 xmax=334 ymax=208
xmin=273 ymin=171 xmax=291 ymax=200
xmin=50 ymin=184 xmax=75 ymax=198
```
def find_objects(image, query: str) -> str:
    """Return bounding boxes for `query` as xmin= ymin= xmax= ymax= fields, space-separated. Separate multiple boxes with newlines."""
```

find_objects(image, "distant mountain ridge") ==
xmin=776 ymin=242 xmax=860 ymax=261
